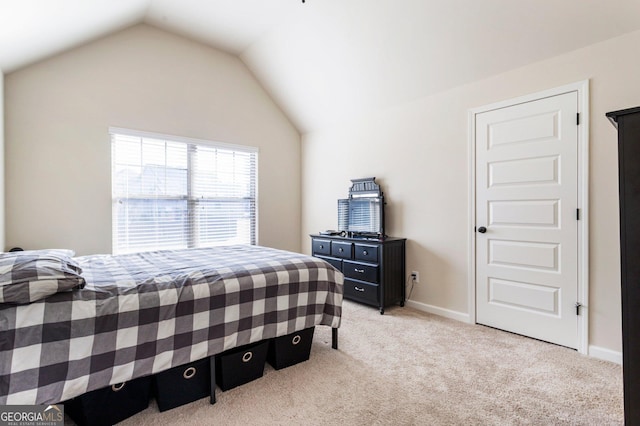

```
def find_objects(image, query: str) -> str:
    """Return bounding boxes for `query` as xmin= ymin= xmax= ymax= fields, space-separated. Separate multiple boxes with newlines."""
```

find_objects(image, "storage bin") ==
xmin=64 ymin=375 xmax=151 ymax=426
xmin=153 ymin=356 xmax=214 ymax=412
xmin=215 ymin=340 xmax=268 ymax=391
xmin=267 ymin=327 xmax=315 ymax=370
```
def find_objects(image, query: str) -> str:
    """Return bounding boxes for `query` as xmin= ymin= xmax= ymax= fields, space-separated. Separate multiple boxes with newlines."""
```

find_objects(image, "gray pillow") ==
xmin=0 ymin=250 xmax=85 ymax=304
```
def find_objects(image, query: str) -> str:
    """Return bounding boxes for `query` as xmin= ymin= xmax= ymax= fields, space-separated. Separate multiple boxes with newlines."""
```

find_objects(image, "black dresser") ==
xmin=310 ymin=235 xmax=406 ymax=314
xmin=606 ymin=106 xmax=640 ymax=426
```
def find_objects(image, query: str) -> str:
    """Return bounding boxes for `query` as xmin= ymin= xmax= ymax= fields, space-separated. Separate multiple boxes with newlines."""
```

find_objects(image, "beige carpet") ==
xmin=74 ymin=301 xmax=623 ymax=425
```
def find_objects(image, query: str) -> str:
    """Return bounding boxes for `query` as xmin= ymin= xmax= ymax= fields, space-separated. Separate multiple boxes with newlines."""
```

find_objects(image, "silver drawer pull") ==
xmin=292 ymin=335 xmax=301 ymax=345
xmin=339 ymin=248 xmax=344 ymax=252
xmin=354 ymin=286 xmax=365 ymax=292
xmin=242 ymin=351 xmax=253 ymax=363
xmin=319 ymin=244 xmax=324 ymax=249
xmin=362 ymin=250 xmax=368 ymax=256
xmin=183 ymin=366 xmax=197 ymax=379
xmin=111 ymin=382 xmax=126 ymax=392
xmin=355 ymin=268 xmax=365 ymax=273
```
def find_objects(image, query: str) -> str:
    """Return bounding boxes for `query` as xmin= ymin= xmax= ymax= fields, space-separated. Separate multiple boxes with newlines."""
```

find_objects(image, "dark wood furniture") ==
xmin=311 ymin=235 xmax=406 ymax=314
xmin=607 ymin=106 xmax=640 ymax=426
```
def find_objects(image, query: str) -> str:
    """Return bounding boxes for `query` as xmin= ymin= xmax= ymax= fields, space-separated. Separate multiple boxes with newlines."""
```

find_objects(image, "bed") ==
xmin=0 ymin=245 xmax=343 ymax=405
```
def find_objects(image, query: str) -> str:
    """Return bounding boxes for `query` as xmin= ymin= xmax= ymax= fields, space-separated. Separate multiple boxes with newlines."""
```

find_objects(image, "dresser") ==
xmin=607 ymin=106 xmax=640 ymax=426
xmin=310 ymin=235 xmax=406 ymax=314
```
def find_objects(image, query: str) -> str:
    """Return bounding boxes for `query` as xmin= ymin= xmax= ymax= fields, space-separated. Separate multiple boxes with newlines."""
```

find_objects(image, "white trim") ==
xmin=467 ymin=80 xmax=590 ymax=354
xmin=576 ymin=81 xmax=590 ymax=355
xmin=405 ymin=299 xmax=471 ymax=323
xmin=588 ymin=345 xmax=622 ymax=365
xmin=467 ymin=104 xmax=477 ymax=327
xmin=108 ymin=126 xmax=259 ymax=153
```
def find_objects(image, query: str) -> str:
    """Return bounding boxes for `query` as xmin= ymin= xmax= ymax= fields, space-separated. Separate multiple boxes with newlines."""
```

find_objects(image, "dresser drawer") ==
xmin=343 ymin=260 xmax=378 ymax=283
xmin=312 ymin=239 xmax=331 ymax=255
xmin=344 ymin=279 xmax=378 ymax=305
xmin=354 ymin=244 xmax=378 ymax=263
xmin=331 ymin=241 xmax=352 ymax=259
xmin=317 ymin=255 xmax=342 ymax=271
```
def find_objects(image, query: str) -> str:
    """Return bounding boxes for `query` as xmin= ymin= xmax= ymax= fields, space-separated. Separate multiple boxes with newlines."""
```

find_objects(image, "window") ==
xmin=111 ymin=128 xmax=257 ymax=254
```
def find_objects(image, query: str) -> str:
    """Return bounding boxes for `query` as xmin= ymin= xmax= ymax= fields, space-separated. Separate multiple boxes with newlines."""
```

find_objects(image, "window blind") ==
xmin=111 ymin=130 xmax=257 ymax=254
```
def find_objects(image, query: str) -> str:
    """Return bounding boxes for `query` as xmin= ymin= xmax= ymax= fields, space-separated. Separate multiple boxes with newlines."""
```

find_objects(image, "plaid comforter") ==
xmin=0 ymin=245 xmax=343 ymax=404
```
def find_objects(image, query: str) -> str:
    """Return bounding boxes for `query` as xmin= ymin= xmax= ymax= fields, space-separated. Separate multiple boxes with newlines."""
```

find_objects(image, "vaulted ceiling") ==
xmin=3 ymin=0 xmax=640 ymax=132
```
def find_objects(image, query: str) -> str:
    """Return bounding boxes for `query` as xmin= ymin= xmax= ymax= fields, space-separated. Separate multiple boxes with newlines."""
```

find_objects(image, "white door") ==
xmin=475 ymin=91 xmax=579 ymax=349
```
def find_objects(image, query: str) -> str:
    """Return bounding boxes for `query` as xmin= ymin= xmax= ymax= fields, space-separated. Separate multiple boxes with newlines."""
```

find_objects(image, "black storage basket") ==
xmin=64 ymin=376 xmax=151 ymax=426
xmin=153 ymin=356 xmax=213 ymax=412
xmin=267 ymin=327 xmax=315 ymax=370
xmin=215 ymin=340 xmax=268 ymax=391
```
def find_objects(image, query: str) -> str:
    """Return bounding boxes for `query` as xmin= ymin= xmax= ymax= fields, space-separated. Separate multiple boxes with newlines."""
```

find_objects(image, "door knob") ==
xmin=478 ymin=226 xmax=487 ymax=233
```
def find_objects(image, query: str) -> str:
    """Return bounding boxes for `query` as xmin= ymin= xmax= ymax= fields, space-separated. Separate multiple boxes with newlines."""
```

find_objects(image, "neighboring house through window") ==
xmin=110 ymin=128 xmax=257 ymax=254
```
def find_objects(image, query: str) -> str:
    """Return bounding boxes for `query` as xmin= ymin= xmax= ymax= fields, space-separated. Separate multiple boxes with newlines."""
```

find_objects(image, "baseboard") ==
xmin=588 ymin=345 xmax=622 ymax=365
xmin=405 ymin=299 xmax=470 ymax=323
xmin=405 ymin=301 xmax=620 ymax=364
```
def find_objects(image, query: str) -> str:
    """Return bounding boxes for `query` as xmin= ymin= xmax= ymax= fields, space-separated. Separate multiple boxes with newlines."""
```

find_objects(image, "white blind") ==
xmin=111 ymin=130 xmax=257 ymax=254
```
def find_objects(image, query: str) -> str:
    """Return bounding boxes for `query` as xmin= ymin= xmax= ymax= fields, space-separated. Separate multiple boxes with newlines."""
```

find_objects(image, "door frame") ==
xmin=467 ymin=80 xmax=590 ymax=354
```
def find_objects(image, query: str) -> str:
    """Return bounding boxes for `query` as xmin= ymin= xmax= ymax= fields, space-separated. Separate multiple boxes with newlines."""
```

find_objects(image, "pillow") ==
xmin=0 ymin=248 xmax=76 ymax=258
xmin=0 ymin=250 xmax=85 ymax=304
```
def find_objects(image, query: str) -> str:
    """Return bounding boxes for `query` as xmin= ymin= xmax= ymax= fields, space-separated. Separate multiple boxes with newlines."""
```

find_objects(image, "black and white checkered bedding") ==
xmin=0 ymin=245 xmax=343 ymax=405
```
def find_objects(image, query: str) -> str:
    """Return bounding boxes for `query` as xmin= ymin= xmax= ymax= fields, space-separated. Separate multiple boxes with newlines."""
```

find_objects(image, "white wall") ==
xmin=5 ymin=24 xmax=301 ymax=255
xmin=302 ymin=29 xmax=640 ymax=354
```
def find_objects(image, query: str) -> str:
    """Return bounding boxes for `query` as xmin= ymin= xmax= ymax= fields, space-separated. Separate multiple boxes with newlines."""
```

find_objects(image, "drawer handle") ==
xmin=292 ymin=335 xmax=301 ymax=345
xmin=242 ymin=351 xmax=253 ymax=363
xmin=319 ymin=244 xmax=324 ymax=249
xmin=183 ymin=366 xmax=197 ymax=379
xmin=362 ymin=250 xmax=368 ymax=256
xmin=111 ymin=382 xmax=126 ymax=392
xmin=339 ymin=248 xmax=344 ymax=252
xmin=355 ymin=268 xmax=365 ymax=273
xmin=354 ymin=286 xmax=365 ymax=292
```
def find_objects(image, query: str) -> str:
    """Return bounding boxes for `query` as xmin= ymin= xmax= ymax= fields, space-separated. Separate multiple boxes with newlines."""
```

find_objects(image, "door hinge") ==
xmin=576 ymin=208 xmax=580 ymax=220
xmin=577 ymin=113 xmax=580 ymax=125
xmin=575 ymin=302 xmax=582 ymax=316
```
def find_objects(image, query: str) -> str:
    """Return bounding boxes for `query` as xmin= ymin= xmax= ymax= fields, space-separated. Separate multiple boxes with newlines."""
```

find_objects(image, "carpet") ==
xmin=77 ymin=300 xmax=623 ymax=425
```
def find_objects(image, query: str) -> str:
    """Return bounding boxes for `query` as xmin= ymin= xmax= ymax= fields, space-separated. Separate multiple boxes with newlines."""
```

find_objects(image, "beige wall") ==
xmin=0 ymin=70 xmax=4 ymax=250
xmin=5 ymin=24 xmax=301 ymax=255
xmin=302 ymin=29 xmax=640 ymax=354
xmin=4 ymin=20 xmax=635 ymax=355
